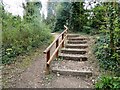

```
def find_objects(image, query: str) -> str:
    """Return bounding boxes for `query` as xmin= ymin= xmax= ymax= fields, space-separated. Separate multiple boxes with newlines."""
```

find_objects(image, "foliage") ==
xmin=89 ymin=4 xmax=107 ymax=30
xmin=92 ymin=2 xmax=120 ymax=74
xmin=2 ymin=2 xmax=51 ymax=64
xmin=92 ymin=2 xmax=120 ymax=89
xmin=83 ymin=26 xmax=91 ymax=34
xmin=53 ymin=2 xmax=71 ymax=32
xmin=53 ymin=2 xmax=87 ymax=32
xmin=69 ymin=2 xmax=81 ymax=31
xmin=94 ymin=35 xmax=120 ymax=75
xmin=95 ymin=76 xmax=120 ymax=89
xmin=1 ymin=1 xmax=120 ymax=89
xmin=44 ymin=2 xmax=57 ymax=31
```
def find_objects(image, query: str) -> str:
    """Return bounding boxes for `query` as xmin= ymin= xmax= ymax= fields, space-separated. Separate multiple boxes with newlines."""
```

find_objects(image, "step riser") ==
xmin=68 ymin=38 xmax=88 ymax=40
xmin=67 ymin=35 xmax=80 ymax=37
xmin=68 ymin=41 xmax=87 ymax=44
xmin=51 ymin=34 xmax=92 ymax=77
xmin=59 ymin=56 xmax=88 ymax=61
xmin=61 ymin=50 xmax=87 ymax=54
xmin=66 ymin=46 xmax=88 ymax=49
xmin=52 ymin=70 xmax=92 ymax=77
xmin=67 ymin=37 xmax=79 ymax=39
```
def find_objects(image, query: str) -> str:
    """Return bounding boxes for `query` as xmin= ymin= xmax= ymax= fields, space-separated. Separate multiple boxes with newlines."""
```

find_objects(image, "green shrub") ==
xmin=83 ymin=26 xmax=91 ymax=34
xmin=95 ymin=76 xmax=120 ymax=89
xmin=2 ymin=11 xmax=52 ymax=64
xmin=93 ymin=35 xmax=120 ymax=75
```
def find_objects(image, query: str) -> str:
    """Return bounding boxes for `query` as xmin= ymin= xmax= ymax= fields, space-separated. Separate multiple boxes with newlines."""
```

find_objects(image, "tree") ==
xmin=43 ymin=2 xmax=56 ymax=30
xmin=54 ymin=2 xmax=71 ymax=32
xmin=54 ymin=2 xmax=87 ymax=32
xmin=23 ymin=2 xmax=42 ymax=22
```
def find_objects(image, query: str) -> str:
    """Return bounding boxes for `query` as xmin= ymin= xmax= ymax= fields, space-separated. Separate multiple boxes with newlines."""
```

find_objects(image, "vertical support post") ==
xmin=45 ymin=50 xmax=50 ymax=75
xmin=66 ymin=29 xmax=68 ymax=40
xmin=47 ymin=50 xmax=50 ymax=62
xmin=56 ymin=39 xmax=59 ymax=57
xmin=62 ymin=33 xmax=64 ymax=47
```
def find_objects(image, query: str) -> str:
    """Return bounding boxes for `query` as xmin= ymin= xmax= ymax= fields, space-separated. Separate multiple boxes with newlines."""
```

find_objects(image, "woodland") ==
xmin=1 ymin=0 xmax=120 ymax=89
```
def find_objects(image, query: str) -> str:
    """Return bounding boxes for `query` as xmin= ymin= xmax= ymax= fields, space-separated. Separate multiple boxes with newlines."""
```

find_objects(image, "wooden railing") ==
xmin=43 ymin=25 xmax=68 ymax=74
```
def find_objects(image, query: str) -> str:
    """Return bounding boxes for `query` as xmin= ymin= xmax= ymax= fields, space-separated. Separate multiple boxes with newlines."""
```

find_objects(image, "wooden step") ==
xmin=66 ymin=44 xmax=88 ymax=49
xmin=61 ymin=48 xmax=87 ymax=54
xmin=67 ymin=40 xmax=87 ymax=44
xmin=67 ymin=34 xmax=80 ymax=37
xmin=52 ymin=69 xmax=92 ymax=77
xmin=68 ymin=37 xmax=88 ymax=41
xmin=52 ymin=60 xmax=92 ymax=77
xmin=59 ymin=53 xmax=88 ymax=61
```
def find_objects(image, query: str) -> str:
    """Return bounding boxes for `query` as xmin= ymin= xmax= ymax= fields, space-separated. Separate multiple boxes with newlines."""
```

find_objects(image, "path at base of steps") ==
xmin=44 ymin=75 xmax=93 ymax=88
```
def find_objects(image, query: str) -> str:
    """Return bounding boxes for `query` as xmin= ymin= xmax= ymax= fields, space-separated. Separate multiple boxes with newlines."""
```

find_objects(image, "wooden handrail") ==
xmin=47 ymin=35 xmax=67 ymax=65
xmin=43 ymin=26 xmax=68 ymax=54
xmin=43 ymin=25 xmax=68 ymax=74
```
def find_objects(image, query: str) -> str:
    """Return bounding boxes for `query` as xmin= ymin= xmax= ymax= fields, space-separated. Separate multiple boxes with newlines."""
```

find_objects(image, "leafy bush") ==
xmin=2 ymin=9 xmax=52 ymax=64
xmin=95 ymin=76 xmax=120 ymax=89
xmin=83 ymin=26 xmax=91 ymax=34
xmin=93 ymin=35 xmax=120 ymax=75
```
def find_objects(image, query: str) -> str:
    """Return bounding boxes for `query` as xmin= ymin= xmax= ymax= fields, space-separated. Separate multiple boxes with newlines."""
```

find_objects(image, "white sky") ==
xmin=40 ymin=0 xmax=48 ymax=19
xmin=2 ymin=0 xmax=26 ymax=18
xmin=1 ymin=0 xmax=94 ymax=19
xmin=2 ymin=0 xmax=48 ymax=19
xmin=2 ymin=0 xmax=118 ymax=19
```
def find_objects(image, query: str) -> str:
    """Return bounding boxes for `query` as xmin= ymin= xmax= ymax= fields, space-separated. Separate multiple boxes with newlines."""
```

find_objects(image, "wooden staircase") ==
xmin=51 ymin=34 xmax=92 ymax=77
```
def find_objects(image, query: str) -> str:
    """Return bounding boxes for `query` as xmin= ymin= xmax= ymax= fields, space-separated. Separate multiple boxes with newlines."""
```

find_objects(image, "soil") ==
xmin=2 ymin=33 xmax=100 ymax=88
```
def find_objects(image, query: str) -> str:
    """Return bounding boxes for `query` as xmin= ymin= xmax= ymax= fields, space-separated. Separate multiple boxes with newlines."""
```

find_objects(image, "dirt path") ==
xmin=2 ymin=33 xmax=100 ymax=88
xmin=2 ymin=33 xmax=59 ymax=88
xmin=2 ymin=46 xmax=47 ymax=88
xmin=13 ymin=33 xmax=60 ymax=88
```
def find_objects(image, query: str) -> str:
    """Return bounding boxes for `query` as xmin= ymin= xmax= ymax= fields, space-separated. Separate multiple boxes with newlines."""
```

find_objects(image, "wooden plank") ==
xmin=44 ymin=25 xmax=68 ymax=74
xmin=47 ymin=50 xmax=50 ymax=62
xmin=47 ymin=35 xmax=67 ymax=65
xmin=43 ymin=30 xmax=67 ymax=54
xmin=62 ymin=33 xmax=64 ymax=47
xmin=52 ymin=68 xmax=92 ymax=77
xmin=43 ymin=25 xmax=68 ymax=54
xmin=56 ymin=39 xmax=59 ymax=57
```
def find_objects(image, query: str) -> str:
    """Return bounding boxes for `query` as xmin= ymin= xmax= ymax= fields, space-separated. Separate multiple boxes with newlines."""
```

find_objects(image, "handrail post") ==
xmin=47 ymin=50 xmax=50 ymax=62
xmin=56 ymin=39 xmax=59 ymax=57
xmin=44 ymin=25 xmax=68 ymax=75
xmin=62 ymin=33 xmax=64 ymax=47
xmin=45 ymin=50 xmax=50 ymax=75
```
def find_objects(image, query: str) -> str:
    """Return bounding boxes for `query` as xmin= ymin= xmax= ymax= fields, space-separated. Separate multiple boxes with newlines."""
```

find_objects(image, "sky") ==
xmin=1 ymin=0 xmax=119 ymax=19
xmin=2 ymin=0 xmax=48 ymax=19
xmin=1 ymin=0 xmax=101 ymax=18
xmin=1 ymin=0 xmax=91 ymax=18
xmin=2 ymin=0 xmax=26 ymax=18
xmin=40 ymin=0 xmax=48 ymax=19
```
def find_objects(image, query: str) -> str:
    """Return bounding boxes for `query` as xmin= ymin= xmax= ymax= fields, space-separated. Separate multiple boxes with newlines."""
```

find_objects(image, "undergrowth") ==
xmin=93 ymin=34 xmax=120 ymax=89
xmin=2 ymin=9 xmax=52 ymax=65
xmin=93 ymin=35 xmax=120 ymax=75
xmin=95 ymin=75 xmax=120 ymax=89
